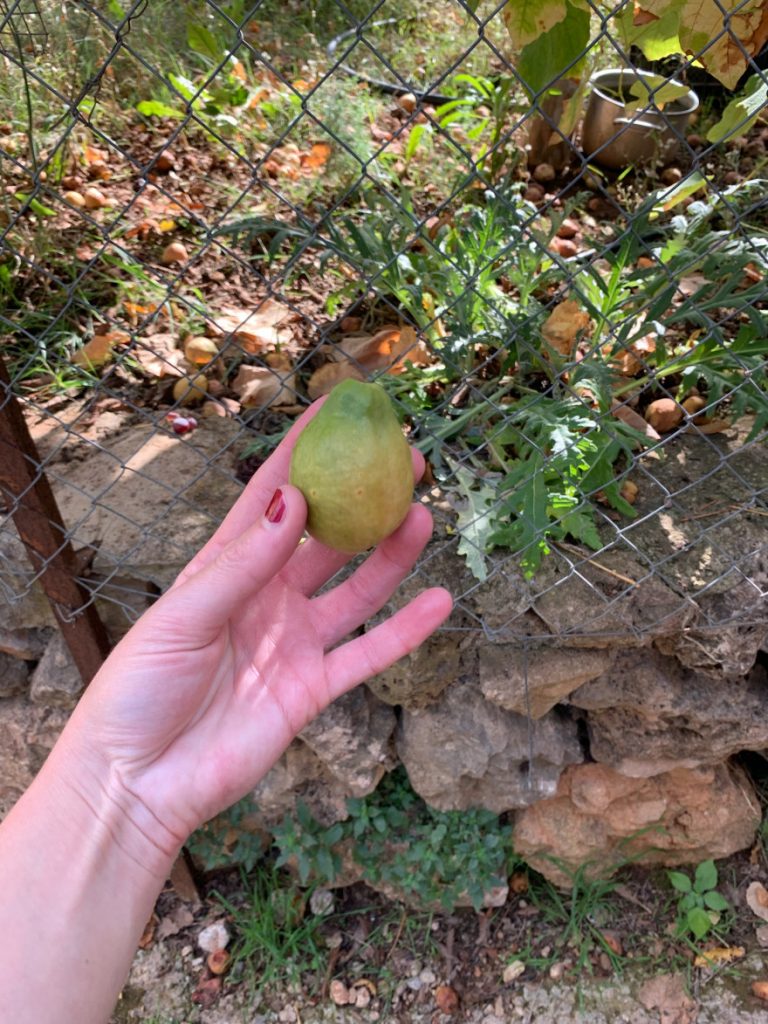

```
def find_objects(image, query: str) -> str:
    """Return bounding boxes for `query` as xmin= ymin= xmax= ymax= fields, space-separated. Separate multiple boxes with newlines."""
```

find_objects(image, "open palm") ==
xmin=69 ymin=404 xmax=451 ymax=846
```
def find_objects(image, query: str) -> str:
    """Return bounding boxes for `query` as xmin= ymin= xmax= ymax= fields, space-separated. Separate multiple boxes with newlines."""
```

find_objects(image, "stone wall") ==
xmin=1 ymin=405 xmax=766 ymax=889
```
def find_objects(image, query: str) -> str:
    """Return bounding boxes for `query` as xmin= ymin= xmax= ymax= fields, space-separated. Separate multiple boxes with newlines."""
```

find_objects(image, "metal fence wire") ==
xmin=1 ymin=0 xmax=767 ymax=673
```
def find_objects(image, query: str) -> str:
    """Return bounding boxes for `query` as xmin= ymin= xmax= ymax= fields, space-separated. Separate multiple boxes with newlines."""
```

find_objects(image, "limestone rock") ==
xmin=251 ymin=741 xmax=354 ymax=828
xmin=0 ymin=625 xmax=51 ymax=660
xmin=0 ymin=698 xmax=70 ymax=819
xmin=368 ymin=633 xmax=471 ymax=710
xmin=480 ymin=645 xmax=612 ymax=718
xmin=299 ymin=687 xmax=396 ymax=792
xmin=571 ymin=651 xmax=768 ymax=776
xmin=514 ymin=761 xmax=760 ymax=887
xmin=398 ymin=682 xmax=583 ymax=812
xmin=47 ymin=417 xmax=244 ymax=592
xmin=30 ymin=633 xmax=85 ymax=708
xmin=0 ymin=653 xmax=29 ymax=698
xmin=627 ymin=423 xmax=768 ymax=676
xmin=0 ymin=531 xmax=57 ymax=631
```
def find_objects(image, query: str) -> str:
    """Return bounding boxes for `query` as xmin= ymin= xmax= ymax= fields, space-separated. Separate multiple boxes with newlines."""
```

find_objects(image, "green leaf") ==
xmin=668 ymin=870 xmax=692 ymax=894
xmin=136 ymin=100 xmax=185 ymax=119
xmin=188 ymin=22 xmax=223 ymax=62
xmin=707 ymin=74 xmax=768 ymax=144
xmin=614 ymin=1 xmax=683 ymax=61
xmin=516 ymin=0 xmax=591 ymax=95
xmin=557 ymin=508 xmax=602 ymax=550
xmin=625 ymin=77 xmax=691 ymax=112
xmin=703 ymin=890 xmax=729 ymax=912
xmin=652 ymin=171 xmax=708 ymax=212
xmin=694 ymin=859 xmax=717 ymax=894
xmin=686 ymin=906 xmax=713 ymax=940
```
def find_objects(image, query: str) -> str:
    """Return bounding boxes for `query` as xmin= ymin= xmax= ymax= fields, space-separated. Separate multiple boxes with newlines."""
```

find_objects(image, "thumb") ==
xmin=159 ymin=485 xmax=307 ymax=631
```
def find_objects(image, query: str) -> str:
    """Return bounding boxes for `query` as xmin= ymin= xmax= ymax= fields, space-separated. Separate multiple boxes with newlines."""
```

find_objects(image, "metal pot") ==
xmin=581 ymin=69 xmax=699 ymax=169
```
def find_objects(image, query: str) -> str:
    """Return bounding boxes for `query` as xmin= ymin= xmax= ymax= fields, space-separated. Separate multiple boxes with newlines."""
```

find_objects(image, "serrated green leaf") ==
xmin=557 ymin=508 xmax=602 ymax=550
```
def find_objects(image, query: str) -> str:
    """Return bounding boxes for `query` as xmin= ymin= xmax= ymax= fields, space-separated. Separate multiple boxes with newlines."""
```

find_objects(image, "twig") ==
xmin=553 ymin=542 xmax=638 ymax=586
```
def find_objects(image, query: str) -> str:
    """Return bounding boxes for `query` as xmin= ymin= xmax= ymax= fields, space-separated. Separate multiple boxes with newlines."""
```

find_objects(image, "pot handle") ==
xmin=613 ymin=116 xmax=663 ymax=130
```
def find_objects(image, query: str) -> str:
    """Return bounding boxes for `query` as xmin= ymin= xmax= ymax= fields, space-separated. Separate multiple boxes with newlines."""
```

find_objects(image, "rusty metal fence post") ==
xmin=0 ymin=357 xmax=111 ymax=684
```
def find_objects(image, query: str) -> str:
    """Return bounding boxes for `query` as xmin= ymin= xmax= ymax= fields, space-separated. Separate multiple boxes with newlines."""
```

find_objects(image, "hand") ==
xmin=62 ymin=403 xmax=452 ymax=854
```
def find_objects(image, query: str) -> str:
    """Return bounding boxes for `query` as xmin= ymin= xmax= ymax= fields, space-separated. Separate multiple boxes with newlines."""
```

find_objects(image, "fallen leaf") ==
xmin=301 ymin=142 xmax=331 ymax=170
xmin=611 ymin=401 xmax=661 ymax=441
xmin=232 ymin=360 xmax=295 ymax=408
xmin=502 ymin=960 xmax=526 ymax=983
xmin=753 ymin=980 xmax=768 ymax=1002
xmin=208 ymin=300 xmax=297 ymax=354
xmin=138 ymin=913 xmax=158 ymax=949
xmin=307 ymin=361 xmax=366 ymax=399
xmin=132 ymin=332 xmax=185 ymax=378
xmin=72 ymin=330 xmax=128 ymax=368
xmin=692 ymin=418 xmax=730 ymax=434
xmin=542 ymin=299 xmax=591 ymax=358
xmin=334 ymin=323 xmax=431 ymax=374
xmin=637 ymin=973 xmax=696 ymax=1024
xmin=747 ymin=882 xmax=768 ymax=922
xmin=693 ymin=946 xmax=745 ymax=968
xmin=156 ymin=904 xmax=195 ymax=940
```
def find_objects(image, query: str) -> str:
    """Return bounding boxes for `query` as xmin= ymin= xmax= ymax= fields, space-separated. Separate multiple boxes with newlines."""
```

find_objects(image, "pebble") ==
xmin=406 ymin=976 xmax=423 ymax=991
xmin=419 ymin=968 xmax=437 ymax=985
xmin=309 ymin=888 xmax=334 ymax=916
xmin=278 ymin=1006 xmax=297 ymax=1022
xmin=549 ymin=962 xmax=565 ymax=980
xmin=197 ymin=921 xmax=230 ymax=954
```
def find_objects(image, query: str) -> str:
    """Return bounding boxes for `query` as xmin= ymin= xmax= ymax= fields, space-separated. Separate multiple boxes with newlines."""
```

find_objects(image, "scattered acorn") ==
xmin=63 ymin=190 xmax=86 ymax=208
xmin=206 ymin=949 xmax=230 ymax=975
xmin=61 ymin=175 xmax=83 ymax=191
xmin=161 ymin=241 xmax=189 ymax=265
xmin=533 ymin=162 xmax=555 ymax=183
xmin=172 ymin=374 xmax=208 ymax=406
xmin=154 ymin=150 xmax=176 ymax=172
xmin=183 ymin=336 xmax=219 ymax=365
xmin=556 ymin=217 xmax=579 ymax=240
xmin=523 ymin=183 xmax=544 ymax=203
xmin=396 ymin=91 xmax=417 ymax=113
xmin=83 ymin=187 xmax=107 ymax=209
xmin=645 ymin=397 xmax=684 ymax=433
xmin=550 ymin=237 xmax=578 ymax=259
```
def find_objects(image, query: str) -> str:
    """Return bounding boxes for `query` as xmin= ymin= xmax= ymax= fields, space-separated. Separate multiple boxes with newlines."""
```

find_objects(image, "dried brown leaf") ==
xmin=541 ymin=299 xmax=591 ymax=358
xmin=611 ymin=401 xmax=661 ymax=441
xmin=307 ymin=361 xmax=366 ymax=400
xmin=72 ymin=330 xmax=129 ymax=369
xmin=747 ymin=882 xmax=768 ymax=922
xmin=208 ymin=300 xmax=297 ymax=354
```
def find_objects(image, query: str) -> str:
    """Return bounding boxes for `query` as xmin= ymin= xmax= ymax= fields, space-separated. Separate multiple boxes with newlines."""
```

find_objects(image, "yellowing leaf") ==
xmin=503 ymin=0 xmax=570 ymax=48
xmin=694 ymin=946 xmax=745 ymax=968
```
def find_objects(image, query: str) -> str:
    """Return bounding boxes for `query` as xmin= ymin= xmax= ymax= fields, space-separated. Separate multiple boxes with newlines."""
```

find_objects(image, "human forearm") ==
xmin=0 ymin=723 xmax=180 ymax=1024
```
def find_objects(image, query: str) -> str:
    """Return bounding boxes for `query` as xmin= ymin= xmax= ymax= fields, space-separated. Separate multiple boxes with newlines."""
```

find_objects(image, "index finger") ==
xmin=170 ymin=397 xmax=326 ymax=589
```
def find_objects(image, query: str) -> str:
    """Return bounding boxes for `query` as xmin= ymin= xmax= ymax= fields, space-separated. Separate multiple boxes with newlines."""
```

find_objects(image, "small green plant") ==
xmin=668 ymin=859 xmax=730 ymax=942
xmin=274 ymin=767 xmax=514 ymax=911
xmin=187 ymin=797 xmax=266 ymax=872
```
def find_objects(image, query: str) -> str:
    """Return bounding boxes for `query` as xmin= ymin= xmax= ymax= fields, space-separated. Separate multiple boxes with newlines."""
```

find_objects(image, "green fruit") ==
xmin=290 ymin=380 xmax=413 ymax=553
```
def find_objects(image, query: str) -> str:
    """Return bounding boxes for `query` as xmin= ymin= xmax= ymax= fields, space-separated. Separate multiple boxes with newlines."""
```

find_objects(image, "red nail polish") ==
xmin=265 ymin=488 xmax=286 ymax=524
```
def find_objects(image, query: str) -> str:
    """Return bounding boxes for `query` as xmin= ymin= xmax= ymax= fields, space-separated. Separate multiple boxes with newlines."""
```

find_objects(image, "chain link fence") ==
xmin=1 ymin=0 xmax=767 ymax=682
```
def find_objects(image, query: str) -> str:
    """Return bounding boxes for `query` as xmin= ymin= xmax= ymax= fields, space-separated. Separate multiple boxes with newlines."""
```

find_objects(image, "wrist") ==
xmin=46 ymin=718 xmax=184 ymax=881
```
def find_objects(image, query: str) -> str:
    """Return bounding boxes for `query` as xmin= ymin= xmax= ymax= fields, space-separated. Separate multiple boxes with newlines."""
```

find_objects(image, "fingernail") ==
xmin=265 ymin=488 xmax=286 ymax=525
